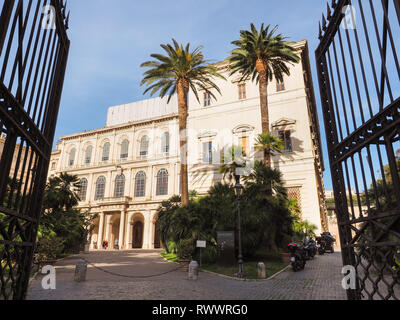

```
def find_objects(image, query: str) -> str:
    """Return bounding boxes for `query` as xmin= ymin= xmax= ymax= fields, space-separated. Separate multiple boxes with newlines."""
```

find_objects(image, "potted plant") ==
xmin=280 ymin=252 xmax=291 ymax=264
xmin=177 ymin=239 xmax=194 ymax=271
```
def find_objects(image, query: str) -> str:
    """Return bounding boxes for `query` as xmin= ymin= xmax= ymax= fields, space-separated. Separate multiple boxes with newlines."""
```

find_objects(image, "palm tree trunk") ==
xmin=177 ymin=79 xmax=189 ymax=205
xmin=256 ymin=58 xmax=271 ymax=168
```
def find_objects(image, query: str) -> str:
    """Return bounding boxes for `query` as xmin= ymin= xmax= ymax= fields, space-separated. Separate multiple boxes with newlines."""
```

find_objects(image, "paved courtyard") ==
xmin=27 ymin=249 xmax=347 ymax=300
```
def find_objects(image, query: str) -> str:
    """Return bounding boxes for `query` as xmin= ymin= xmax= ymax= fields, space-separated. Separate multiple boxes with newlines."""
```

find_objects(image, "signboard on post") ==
xmin=197 ymin=240 xmax=206 ymax=248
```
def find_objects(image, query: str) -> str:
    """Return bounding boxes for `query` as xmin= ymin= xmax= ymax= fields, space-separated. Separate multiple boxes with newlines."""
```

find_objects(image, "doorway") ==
xmin=132 ymin=221 xmax=144 ymax=248
xmin=154 ymin=220 xmax=161 ymax=249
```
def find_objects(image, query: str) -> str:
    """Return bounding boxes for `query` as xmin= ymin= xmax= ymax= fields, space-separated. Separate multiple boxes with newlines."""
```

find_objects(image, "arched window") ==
xmin=85 ymin=146 xmax=93 ymax=165
xmin=114 ymin=174 xmax=125 ymax=198
xmin=102 ymin=142 xmax=111 ymax=162
xmin=156 ymin=169 xmax=168 ymax=196
xmin=69 ymin=148 xmax=76 ymax=167
xmin=95 ymin=176 xmax=106 ymax=200
xmin=161 ymin=132 xmax=170 ymax=154
xmin=78 ymin=178 xmax=88 ymax=201
xmin=140 ymin=136 xmax=149 ymax=157
xmin=120 ymin=139 xmax=129 ymax=159
xmin=134 ymin=171 xmax=146 ymax=197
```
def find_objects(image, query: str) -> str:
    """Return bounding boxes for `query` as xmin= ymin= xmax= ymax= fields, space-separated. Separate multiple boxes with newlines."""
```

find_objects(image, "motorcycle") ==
xmin=321 ymin=232 xmax=336 ymax=253
xmin=316 ymin=237 xmax=325 ymax=255
xmin=288 ymin=243 xmax=306 ymax=271
xmin=303 ymin=239 xmax=317 ymax=259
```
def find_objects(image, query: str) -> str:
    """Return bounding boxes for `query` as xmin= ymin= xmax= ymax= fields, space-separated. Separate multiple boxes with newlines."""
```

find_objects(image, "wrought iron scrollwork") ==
xmin=316 ymin=0 xmax=400 ymax=300
xmin=0 ymin=0 xmax=70 ymax=300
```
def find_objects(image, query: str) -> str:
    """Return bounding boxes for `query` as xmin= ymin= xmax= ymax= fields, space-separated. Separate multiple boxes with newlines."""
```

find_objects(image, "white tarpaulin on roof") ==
xmin=106 ymin=95 xmax=178 ymax=127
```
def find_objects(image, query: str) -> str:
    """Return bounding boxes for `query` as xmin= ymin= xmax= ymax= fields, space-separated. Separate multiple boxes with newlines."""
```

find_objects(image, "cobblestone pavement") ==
xmin=27 ymin=250 xmax=347 ymax=300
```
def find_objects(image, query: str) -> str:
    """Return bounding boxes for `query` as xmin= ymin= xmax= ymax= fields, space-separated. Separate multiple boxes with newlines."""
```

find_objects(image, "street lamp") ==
xmin=234 ymin=174 xmax=244 ymax=279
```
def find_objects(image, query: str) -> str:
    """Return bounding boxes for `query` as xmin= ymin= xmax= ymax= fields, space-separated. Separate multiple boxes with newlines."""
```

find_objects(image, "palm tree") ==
xmin=243 ymin=160 xmax=287 ymax=197
xmin=141 ymin=39 xmax=225 ymax=205
xmin=43 ymin=172 xmax=80 ymax=211
xmin=255 ymin=132 xmax=284 ymax=163
xmin=228 ymin=24 xmax=300 ymax=167
xmin=219 ymin=145 xmax=247 ymax=182
xmin=243 ymin=160 xmax=293 ymax=250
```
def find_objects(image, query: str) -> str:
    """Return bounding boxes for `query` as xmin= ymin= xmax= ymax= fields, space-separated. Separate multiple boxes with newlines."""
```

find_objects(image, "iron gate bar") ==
xmin=380 ymin=0 xmax=400 ymax=80
xmin=316 ymin=0 xmax=400 ymax=300
xmin=358 ymin=0 xmax=385 ymax=111
xmin=395 ymin=0 xmax=400 ymax=24
xmin=368 ymin=0 xmax=394 ymax=104
xmin=0 ymin=84 xmax=50 ymax=157
xmin=0 ymin=1 xmax=15 ymax=55
xmin=0 ymin=0 xmax=69 ymax=300
xmin=332 ymin=98 xmax=400 ymax=164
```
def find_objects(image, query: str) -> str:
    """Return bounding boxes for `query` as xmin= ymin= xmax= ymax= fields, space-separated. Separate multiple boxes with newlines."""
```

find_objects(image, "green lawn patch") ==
xmin=202 ymin=251 xmax=288 ymax=280
xmin=161 ymin=250 xmax=288 ymax=280
xmin=161 ymin=252 xmax=179 ymax=263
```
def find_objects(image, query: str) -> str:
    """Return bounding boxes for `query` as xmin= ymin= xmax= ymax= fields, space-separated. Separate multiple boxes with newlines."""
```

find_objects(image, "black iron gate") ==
xmin=316 ymin=0 xmax=400 ymax=300
xmin=0 ymin=0 xmax=69 ymax=300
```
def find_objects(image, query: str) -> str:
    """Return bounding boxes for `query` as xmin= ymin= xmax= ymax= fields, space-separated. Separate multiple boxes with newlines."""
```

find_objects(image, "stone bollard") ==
xmin=74 ymin=259 xmax=88 ymax=282
xmin=258 ymin=262 xmax=266 ymax=279
xmin=188 ymin=261 xmax=199 ymax=280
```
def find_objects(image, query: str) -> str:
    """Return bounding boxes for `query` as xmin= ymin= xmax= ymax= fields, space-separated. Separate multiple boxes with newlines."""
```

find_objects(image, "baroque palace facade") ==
xmin=48 ymin=40 xmax=329 ymax=250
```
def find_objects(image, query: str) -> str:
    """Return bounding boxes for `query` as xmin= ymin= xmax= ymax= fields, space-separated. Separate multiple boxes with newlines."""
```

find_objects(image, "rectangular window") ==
xmin=238 ymin=83 xmax=246 ymax=100
xmin=204 ymin=92 xmax=211 ymax=107
xmin=203 ymin=142 xmax=212 ymax=164
xmin=277 ymin=79 xmax=285 ymax=92
xmin=279 ymin=130 xmax=293 ymax=153
xmin=239 ymin=136 xmax=249 ymax=156
xmin=162 ymin=132 xmax=170 ymax=154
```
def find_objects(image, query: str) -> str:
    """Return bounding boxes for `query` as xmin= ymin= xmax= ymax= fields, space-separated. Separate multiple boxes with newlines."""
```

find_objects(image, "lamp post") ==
xmin=234 ymin=174 xmax=244 ymax=279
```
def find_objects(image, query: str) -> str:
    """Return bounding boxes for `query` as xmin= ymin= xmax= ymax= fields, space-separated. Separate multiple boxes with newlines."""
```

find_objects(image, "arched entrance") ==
xmin=132 ymin=221 xmax=144 ymax=248
xmin=154 ymin=219 xmax=161 ymax=249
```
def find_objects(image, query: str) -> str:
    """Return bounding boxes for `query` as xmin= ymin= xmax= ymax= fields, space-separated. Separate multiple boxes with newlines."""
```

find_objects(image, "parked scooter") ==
xmin=321 ymin=232 xmax=336 ymax=253
xmin=316 ymin=237 xmax=325 ymax=255
xmin=316 ymin=233 xmax=336 ymax=254
xmin=288 ymin=243 xmax=307 ymax=271
xmin=303 ymin=239 xmax=317 ymax=260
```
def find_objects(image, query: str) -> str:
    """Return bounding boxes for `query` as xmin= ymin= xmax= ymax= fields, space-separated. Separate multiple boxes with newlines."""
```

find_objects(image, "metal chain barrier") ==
xmin=82 ymin=258 xmax=182 ymax=279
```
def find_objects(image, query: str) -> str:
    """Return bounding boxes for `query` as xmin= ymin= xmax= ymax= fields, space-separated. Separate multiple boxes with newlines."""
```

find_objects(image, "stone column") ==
xmin=104 ymin=214 xmax=112 ymax=242
xmin=97 ymin=212 xmax=105 ymax=249
xmin=149 ymin=211 xmax=158 ymax=249
xmin=142 ymin=213 xmax=150 ymax=249
xmin=127 ymin=222 xmax=133 ymax=249
xmin=126 ymin=213 xmax=133 ymax=249
xmin=118 ymin=211 xmax=126 ymax=250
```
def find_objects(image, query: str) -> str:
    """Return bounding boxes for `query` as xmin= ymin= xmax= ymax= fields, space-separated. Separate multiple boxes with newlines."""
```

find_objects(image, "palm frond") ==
xmin=228 ymin=23 xmax=300 ymax=83
xmin=141 ymin=39 xmax=226 ymax=103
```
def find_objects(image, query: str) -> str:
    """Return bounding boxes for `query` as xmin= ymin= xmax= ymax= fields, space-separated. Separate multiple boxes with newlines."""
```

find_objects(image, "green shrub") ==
xmin=197 ymin=245 xmax=217 ymax=264
xmin=36 ymin=236 xmax=64 ymax=261
xmin=167 ymin=240 xmax=177 ymax=254
xmin=177 ymin=239 xmax=194 ymax=260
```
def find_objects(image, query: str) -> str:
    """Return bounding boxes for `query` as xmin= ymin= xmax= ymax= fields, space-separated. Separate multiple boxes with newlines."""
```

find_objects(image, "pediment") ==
xmin=231 ymin=75 xmax=251 ymax=84
xmin=232 ymin=125 xmax=255 ymax=134
xmin=198 ymin=131 xmax=218 ymax=139
xmin=272 ymin=118 xmax=296 ymax=128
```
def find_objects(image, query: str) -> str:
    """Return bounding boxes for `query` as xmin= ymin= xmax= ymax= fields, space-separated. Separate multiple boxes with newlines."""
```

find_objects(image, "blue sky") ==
xmin=57 ymin=0 xmax=333 ymax=188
